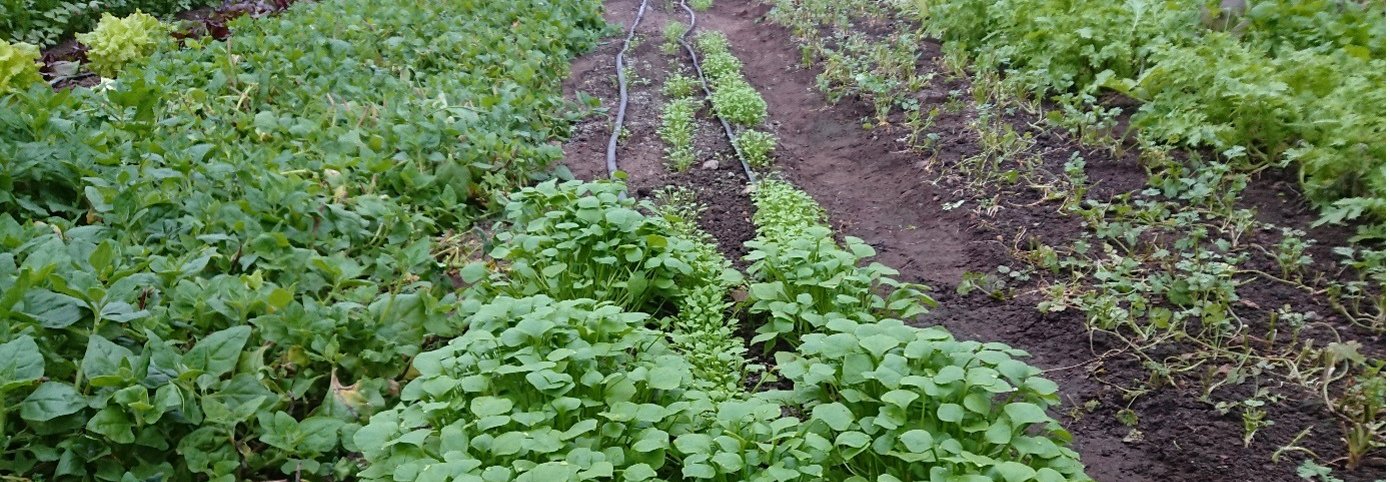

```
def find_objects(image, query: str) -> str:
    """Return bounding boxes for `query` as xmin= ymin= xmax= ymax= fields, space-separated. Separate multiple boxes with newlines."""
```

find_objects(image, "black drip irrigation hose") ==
xmin=676 ymin=0 xmax=757 ymax=184
xmin=606 ymin=0 xmax=650 ymax=193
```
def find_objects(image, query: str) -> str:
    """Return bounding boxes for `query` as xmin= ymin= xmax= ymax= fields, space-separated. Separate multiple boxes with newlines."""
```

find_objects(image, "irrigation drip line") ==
xmin=606 ymin=0 xmax=650 ymax=191
xmin=676 ymin=0 xmax=757 ymax=184
xmin=605 ymin=0 xmax=757 ymax=193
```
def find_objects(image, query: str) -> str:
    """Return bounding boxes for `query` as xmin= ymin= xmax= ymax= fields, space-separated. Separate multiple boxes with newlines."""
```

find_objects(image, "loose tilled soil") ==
xmin=561 ymin=1 xmax=1386 ymax=481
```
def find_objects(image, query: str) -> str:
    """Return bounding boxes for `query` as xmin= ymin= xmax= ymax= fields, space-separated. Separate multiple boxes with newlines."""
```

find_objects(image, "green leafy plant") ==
xmin=693 ymin=30 xmax=768 ymax=127
xmin=734 ymin=130 xmax=776 ymax=168
xmin=1334 ymin=362 xmax=1386 ymax=470
xmin=0 ymin=38 xmax=40 ymax=94
xmin=75 ymin=12 xmax=171 ymax=77
xmin=480 ymin=180 xmax=710 ymax=314
xmin=663 ymin=21 xmax=687 ymax=54
xmin=2 ymin=0 xmax=216 ymax=47
xmin=912 ymin=0 xmax=1386 ymax=236
xmin=0 ymin=0 xmax=607 ymax=478
xmin=1297 ymin=460 xmax=1345 ymax=482
xmin=772 ymin=318 xmax=1091 ymax=481
xmin=745 ymin=180 xmax=935 ymax=347
xmin=650 ymin=187 xmax=749 ymax=400
xmin=664 ymin=71 xmax=700 ymax=98
xmin=695 ymin=31 xmax=742 ymax=82
xmin=660 ymin=97 xmax=701 ymax=171
xmin=355 ymin=295 xmax=703 ymax=481
xmin=710 ymin=77 xmax=767 ymax=127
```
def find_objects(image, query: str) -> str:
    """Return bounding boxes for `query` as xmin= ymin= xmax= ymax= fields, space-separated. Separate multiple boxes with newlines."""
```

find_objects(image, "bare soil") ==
xmin=560 ymin=1 xmax=1386 ymax=481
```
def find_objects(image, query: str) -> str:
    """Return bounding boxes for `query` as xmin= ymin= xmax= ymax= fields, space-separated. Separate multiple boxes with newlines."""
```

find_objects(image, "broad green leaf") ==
xmin=934 ymin=365 xmax=965 ymax=384
xmin=858 ymin=334 xmax=900 ymax=358
xmin=470 ymin=396 xmax=514 ymax=418
xmin=21 ymin=382 xmax=85 ymax=421
xmin=0 ymin=335 xmax=44 ymax=390
xmin=899 ymin=429 xmax=934 ymax=453
xmin=82 ymin=334 xmax=133 ymax=379
xmin=812 ymin=402 xmax=854 ymax=431
xmin=184 ymin=326 xmax=252 ymax=378
xmin=22 ymin=289 xmax=85 ymax=329
xmin=993 ymin=461 xmax=1037 ymax=482
xmin=622 ymin=463 xmax=657 ymax=481
xmin=86 ymin=406 xmax=135 ymax=444
xmin=835 ymin=431 xmax=871 ymax=449
xmin=1004 ymin=403 xmax=1050 ymax=426
xmin=299 ymin=416 xmax=346 ymax=453
xmin=647 ymin=366 xmax=682 ymax=390
xmin=937 ymin=403 xmax=965 ymax=423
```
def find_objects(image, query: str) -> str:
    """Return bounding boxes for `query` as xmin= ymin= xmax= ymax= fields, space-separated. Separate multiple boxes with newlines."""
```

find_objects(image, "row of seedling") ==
xmin=656 ymin=25 xmax=778 ymax=172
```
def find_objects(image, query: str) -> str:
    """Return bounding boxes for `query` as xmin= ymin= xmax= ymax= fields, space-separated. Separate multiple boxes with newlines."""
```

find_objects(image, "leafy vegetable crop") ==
xmin=0 ymin=0 xmax=605 ymax=478
xmin=355 ymin=294 xmax=702 ymax=482
xmin=745 ymin=180 xmax=1088 ymax=481
xmin=1 ymin=0 xmax=217 ymax=47
xmin=695 ymin=30 xmax=768 ymax=128
xmin=735 ymin=130 xmax=776 ymax=168
xmin=358 ymin=179 xmax=1092 ymax=481
xmin=76 ymin=12 xmax=170 ymax=77
xmin=0 ymin=38 xmax=40 ymax=94
xmin=660 ymin=97 xmax=701 ymax=171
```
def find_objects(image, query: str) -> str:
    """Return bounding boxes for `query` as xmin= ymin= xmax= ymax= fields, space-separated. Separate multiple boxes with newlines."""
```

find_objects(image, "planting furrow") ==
xmin=604 ymin=0 xmax=651 ymax=185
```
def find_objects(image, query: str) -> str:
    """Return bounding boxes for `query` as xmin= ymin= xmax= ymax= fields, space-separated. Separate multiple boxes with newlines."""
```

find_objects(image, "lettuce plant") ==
xmin=663 ymin=72 xmax=700 ymax=98
xmin=0 ymin=39 xmax=41 ymax=94
xmin=75 ymin=12 xmax=170 ymax=77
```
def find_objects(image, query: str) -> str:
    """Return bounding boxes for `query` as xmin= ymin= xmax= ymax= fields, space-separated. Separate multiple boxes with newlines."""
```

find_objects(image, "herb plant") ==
xmin=710 ymin=78 xmax=767 ymax=127
xmin=660 ymin=97 xmax=701 ymax=171
xmin=735 ymin=130 xmax=776 ymax=168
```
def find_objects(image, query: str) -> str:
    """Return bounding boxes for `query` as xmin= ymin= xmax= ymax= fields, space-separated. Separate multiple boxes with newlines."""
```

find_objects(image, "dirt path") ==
xmin=559 ymin=1 xmax=1379 ymax=480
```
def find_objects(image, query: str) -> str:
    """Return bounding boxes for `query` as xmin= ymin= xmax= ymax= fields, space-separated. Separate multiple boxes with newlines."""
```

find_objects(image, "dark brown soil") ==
xmin=561 ymin=1 xmax=1386 ymax=481
xmin=561 ymin=2 xmax=758 ymax=261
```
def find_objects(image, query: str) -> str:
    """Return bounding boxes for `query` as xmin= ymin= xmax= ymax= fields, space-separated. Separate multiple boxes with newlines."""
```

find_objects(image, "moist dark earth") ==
xmin=559 ymin=1 xmax=1386 ymax=481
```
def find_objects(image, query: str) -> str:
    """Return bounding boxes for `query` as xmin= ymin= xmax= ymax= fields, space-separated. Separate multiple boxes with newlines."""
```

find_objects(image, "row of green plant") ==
xmin=691 ymin=30 xmax=777 ymax=168
xmin=1 ymin=0 xmax=217 ymax=47
xmin=744 ymin=179 xmax=1092 ymax=481
xmin=659 ymin=73 xmax=701 ymax=171
xmin=0 ymin=0 xmax=606 ymax=479
xmin=765 ymin=1 xmax=1384 ymax=478
xmin=356 ymin=178 xmax=1094 ymax=481
xmin=694 ymin=30 xmax=765 ymax=127
xmin=910 ymin=0 xmax=1385 ymax=241
xmin=772 ymin=0 xmax=1385 ymax=241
